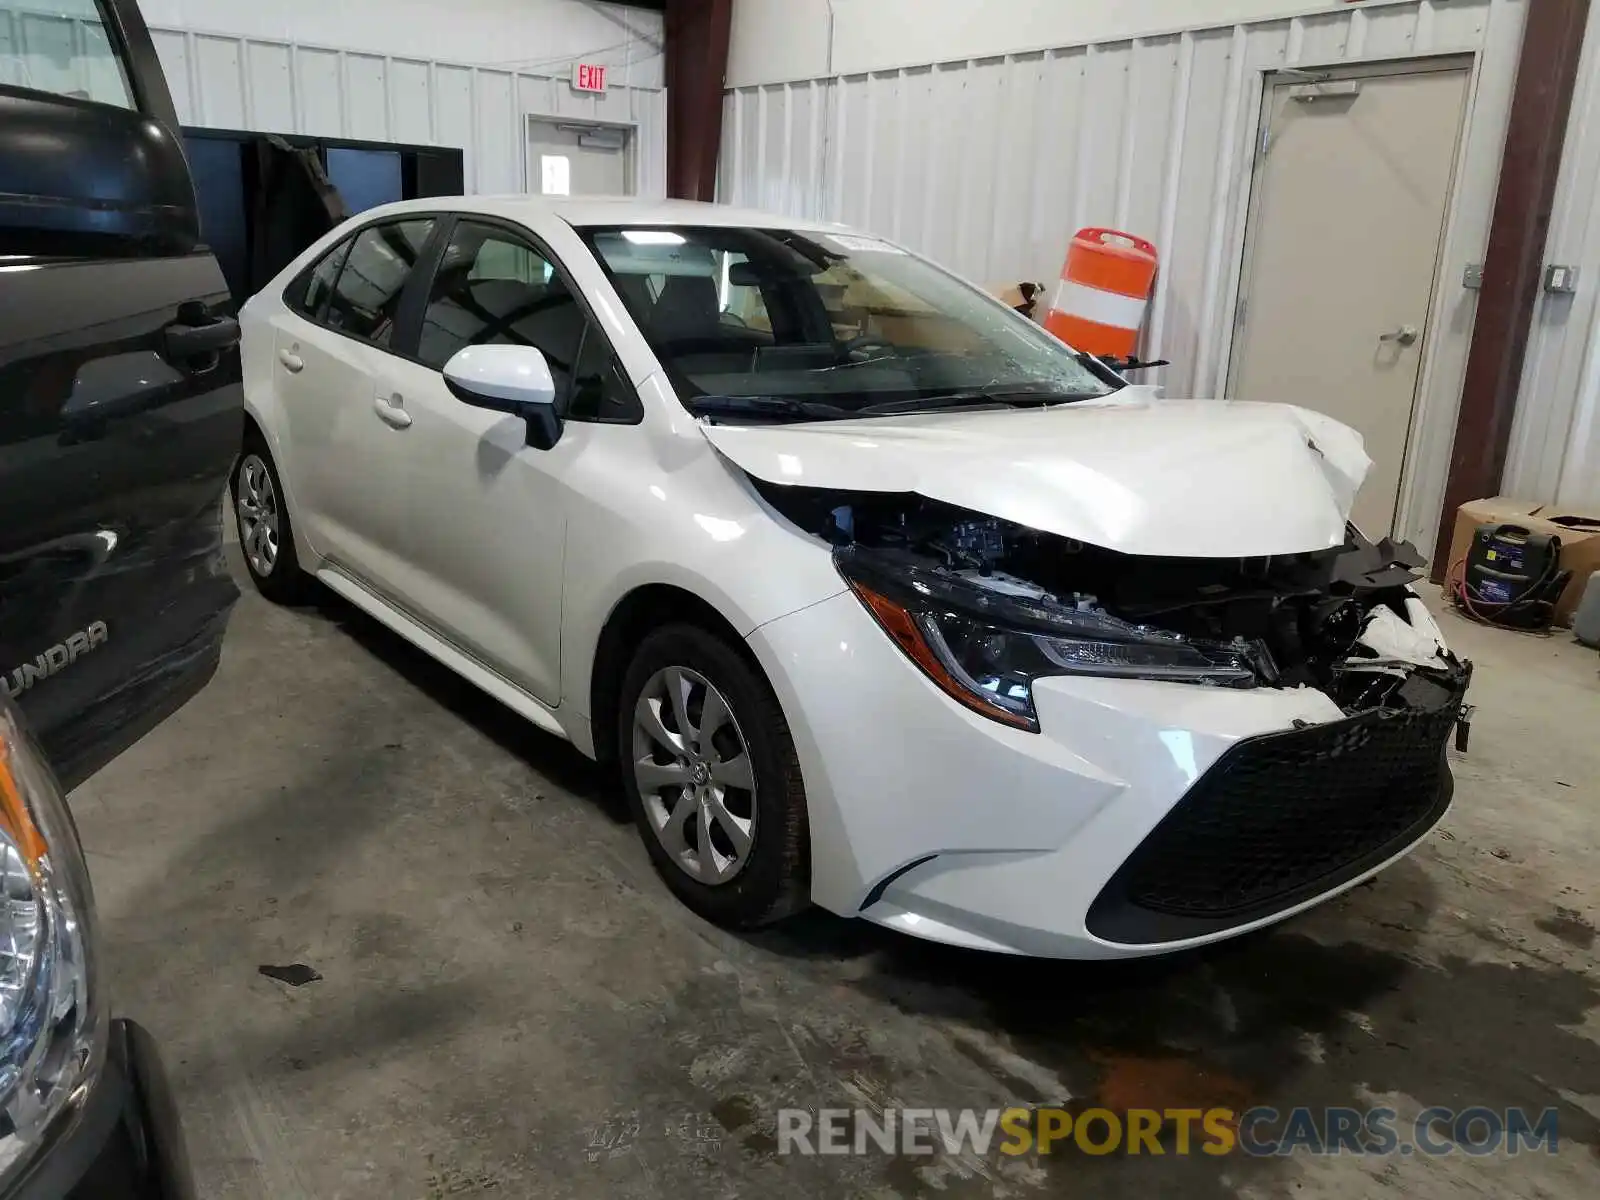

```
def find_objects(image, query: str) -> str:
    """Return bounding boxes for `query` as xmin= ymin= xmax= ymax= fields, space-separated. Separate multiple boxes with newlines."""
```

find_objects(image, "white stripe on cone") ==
xmin=1049 ymin=279 xmax=1148 ymax=329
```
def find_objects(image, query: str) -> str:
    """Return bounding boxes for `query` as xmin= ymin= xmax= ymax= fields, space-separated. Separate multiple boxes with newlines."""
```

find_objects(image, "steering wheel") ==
xmin=840 ymin=334 xmax=899 ymax=361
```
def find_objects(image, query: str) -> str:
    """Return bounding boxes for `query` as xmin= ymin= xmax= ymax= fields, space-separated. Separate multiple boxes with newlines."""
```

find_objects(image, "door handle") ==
xmin=163 ymin=312 xmax=240 ymax=364
xmin=278 ymin=348 xmax=305 ymax=373
xmin=1379 ymin=325 xmax=1420 ymax=347
xmin=373 ymin=395 xmax=413 ymax=429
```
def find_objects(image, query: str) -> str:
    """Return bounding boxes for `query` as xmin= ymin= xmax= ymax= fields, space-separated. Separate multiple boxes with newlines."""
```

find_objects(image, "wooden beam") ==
xmin=1431 ymin=0 xmax=1591 ymax=575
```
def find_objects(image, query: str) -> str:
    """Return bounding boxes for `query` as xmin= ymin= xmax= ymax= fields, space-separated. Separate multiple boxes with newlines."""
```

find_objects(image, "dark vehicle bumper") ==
xmin=7 ymin=1021 xmax=195 ymax=1200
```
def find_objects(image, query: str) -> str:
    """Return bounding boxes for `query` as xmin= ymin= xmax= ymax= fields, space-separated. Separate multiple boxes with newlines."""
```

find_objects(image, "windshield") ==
xmin=579 ymin=225 xmax=1118 ymax=419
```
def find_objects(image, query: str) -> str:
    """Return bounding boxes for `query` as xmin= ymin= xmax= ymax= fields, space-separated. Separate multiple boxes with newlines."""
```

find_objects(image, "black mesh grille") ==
xmin=1088 ymin=688 xmax=1464 ymax=944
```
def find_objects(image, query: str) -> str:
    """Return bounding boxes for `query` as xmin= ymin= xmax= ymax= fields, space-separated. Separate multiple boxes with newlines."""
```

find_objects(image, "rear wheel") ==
xmin=232 ymin=434 xmax=309 ymax=603
xmin=617 ymin=623 xmax=809 ymax=928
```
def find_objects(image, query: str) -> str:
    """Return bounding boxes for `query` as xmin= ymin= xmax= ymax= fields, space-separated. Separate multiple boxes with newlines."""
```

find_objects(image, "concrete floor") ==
xmin=72 ymin=553 xmax=1600 ymax=1199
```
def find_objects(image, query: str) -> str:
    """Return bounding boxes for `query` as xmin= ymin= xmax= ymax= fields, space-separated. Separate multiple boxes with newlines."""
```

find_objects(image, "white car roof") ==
xmin=345 ymin=193 xmax=848 ymax=233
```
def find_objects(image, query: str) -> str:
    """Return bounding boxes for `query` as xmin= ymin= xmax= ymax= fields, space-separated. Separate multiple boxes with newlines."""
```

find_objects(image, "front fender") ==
xmin=556 ymin=428 xmax=848 ymax=726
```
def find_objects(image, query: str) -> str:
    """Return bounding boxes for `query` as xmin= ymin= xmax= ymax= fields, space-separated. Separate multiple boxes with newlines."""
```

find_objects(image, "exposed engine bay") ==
xmin=757 ymin=481 xmax=1471 ymax=718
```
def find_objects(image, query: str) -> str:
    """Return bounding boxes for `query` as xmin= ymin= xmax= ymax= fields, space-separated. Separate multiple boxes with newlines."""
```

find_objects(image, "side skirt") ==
xmin=315 ymin=565 xmax=572 ymax=743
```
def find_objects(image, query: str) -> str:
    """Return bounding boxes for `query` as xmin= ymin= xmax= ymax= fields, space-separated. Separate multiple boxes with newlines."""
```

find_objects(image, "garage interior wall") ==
xmin=730 ymin=0 xmax=1358 ymax=85
xmin=1505 ymin=0 xmax=1600 ymax=513
xmin=111 ymin=0 xmax=668 ymax=196
xmin=718 ymin=0 xmax=1527 ymax=553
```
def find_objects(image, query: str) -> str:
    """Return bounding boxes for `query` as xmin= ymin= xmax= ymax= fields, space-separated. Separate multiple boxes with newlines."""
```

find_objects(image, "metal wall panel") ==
xmin=193 ymin=35 xmax=245 ymax=128
xmin=389 ymin=59 xmax=434 ymax=145
xmin=245 ymin=40 xmax=295 ymax=134
xmin=720 ymin=0 xmax=1527 ymax=550
xmin=345 ymin=54 xmax=389 ymax=142
xmin=435 ymin=65 xmax=475 ymax=162
xmin=476 ymin=69 xmax=518 ymax=193
xmin=139 ymin=25 xmax=667 ymax=198
xmin=1506 ymin=0 xmax=1600 ymax=512
xmin=296 ymin=47 xmax=344 ymax=137
xmin=141 ymin=0 xmax=665 ymax=89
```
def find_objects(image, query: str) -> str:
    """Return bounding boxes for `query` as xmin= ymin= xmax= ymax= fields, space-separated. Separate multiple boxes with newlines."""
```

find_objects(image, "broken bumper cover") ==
xmin=5 ymin=1020 xmax=195 ymax=1200
xmin=747 ymin=590 xmax=1465 ymax=959
xmin=1086 ymin=665 xmax=1468 ymax=945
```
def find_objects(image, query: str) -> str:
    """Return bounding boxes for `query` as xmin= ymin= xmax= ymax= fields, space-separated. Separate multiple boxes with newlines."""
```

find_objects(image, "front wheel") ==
xmin=617 ymin=624 xmax=810 ymax=928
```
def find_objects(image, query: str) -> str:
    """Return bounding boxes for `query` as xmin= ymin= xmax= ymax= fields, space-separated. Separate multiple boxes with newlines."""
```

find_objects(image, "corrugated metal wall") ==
xmin=718 ymin=0 xmax=1527 ymax=550
xmin=148 ymin=26 xmax=668 ymax=198
xmin=0 ymin=2 xmax=666 ymax=198
xmin=1505 ymin=0 xmax=1600 ymax=512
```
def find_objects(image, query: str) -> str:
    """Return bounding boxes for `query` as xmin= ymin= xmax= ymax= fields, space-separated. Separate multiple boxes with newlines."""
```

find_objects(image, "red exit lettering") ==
xmin=572 ymin=63 xmax=608 ymax=93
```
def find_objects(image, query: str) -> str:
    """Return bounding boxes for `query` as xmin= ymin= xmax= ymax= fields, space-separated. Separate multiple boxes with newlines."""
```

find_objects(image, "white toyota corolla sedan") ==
xmin=235 ymin=195 xmax=1470 ymax=958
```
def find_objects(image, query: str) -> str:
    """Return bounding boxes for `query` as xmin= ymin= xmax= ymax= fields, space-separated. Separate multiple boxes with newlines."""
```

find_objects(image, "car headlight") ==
xmin=0 ymin=703 xmax=104 ymax=1185
xmin=835 ymin=546 xmax=1261 ymax=731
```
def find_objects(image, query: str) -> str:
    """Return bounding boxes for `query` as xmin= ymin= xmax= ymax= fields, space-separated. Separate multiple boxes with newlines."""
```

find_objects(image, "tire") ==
xmin=231 ymin=431 xmax=310 ymax=604
xmin=617 ymin=623 xmax=810 ymax=928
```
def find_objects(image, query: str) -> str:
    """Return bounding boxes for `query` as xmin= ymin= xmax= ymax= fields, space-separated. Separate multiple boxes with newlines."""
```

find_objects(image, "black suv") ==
xmin=0 ymin=0 xmax=242 ymax=1195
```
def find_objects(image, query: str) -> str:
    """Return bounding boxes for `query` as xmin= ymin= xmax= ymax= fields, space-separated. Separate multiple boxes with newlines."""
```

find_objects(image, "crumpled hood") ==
xmin=700 ymin=395 xmax=1372 ymax=558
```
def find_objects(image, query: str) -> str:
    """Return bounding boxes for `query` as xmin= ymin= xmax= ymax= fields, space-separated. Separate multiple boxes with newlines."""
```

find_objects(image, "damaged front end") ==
xmin=758 ymin=482 xmax=1472 ymax=734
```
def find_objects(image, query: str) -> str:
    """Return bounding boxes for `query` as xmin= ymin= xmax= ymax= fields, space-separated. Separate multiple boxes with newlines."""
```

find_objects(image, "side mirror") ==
xmin=0 ymin=92 xmax=200 ymax=255
xmin=443 ymin=345 xmax=563 ymax=450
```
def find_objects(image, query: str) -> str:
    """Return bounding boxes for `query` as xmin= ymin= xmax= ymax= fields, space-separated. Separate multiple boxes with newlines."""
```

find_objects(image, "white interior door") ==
xmin=1228 ymin=64 xmax=1469 ymax=536
xmin=525 ymin=118 xmax=633 ymax=197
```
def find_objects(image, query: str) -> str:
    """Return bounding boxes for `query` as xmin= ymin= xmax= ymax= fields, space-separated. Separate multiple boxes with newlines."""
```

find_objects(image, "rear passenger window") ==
xmin=0 ymin=0 xmax=134 ymax=108
xmin=417 ymin=222 xmax=585 ymax=404
xmin=287 ymin=239 xmax=352 ymax=321
xmin=324 ymin=219 xmax=435 ymax=347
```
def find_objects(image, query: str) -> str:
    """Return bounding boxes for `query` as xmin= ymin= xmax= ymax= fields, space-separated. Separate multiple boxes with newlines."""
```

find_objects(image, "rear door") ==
xmin=266 ymin=216 xmax=438 ymax=597
xmin=0 ymin=0 xmax=243 ymax=788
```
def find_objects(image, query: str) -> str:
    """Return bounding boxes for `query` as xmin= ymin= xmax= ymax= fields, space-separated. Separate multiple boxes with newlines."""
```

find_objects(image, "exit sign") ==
xmin=572 ymin=62 xmax=608 ymax=93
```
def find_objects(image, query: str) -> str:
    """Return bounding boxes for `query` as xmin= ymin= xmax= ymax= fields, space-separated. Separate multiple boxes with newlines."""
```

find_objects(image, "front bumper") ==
xmin=747 ymin=590 xmax=1464 ymax=959
xmin=6 ymin=1020 xmax=195 ymax=1200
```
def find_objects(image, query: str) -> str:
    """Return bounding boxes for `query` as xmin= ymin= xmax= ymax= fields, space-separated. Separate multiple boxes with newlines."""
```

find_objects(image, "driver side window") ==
xmin=416 ymin=221 xmax=585 ymax=407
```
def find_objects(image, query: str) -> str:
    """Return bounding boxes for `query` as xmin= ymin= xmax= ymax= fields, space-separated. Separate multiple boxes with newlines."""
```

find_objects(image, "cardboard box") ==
xmin=1446 ymin=497 xmax=1600 ymax=625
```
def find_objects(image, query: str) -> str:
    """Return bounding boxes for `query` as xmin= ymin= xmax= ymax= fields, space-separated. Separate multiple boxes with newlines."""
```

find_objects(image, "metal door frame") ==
xmin=1221 ymin=54 xmax=1473 ymax=534
xmin=522 ymin=113 xmax=639 ymax=197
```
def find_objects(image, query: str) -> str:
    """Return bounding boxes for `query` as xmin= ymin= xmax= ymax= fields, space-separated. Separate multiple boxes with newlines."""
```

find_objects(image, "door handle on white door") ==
xmin=373 ymin=394 xmax=413 ymax=429
xmin=278 ymin=348 xmax=304 ymax=372
xmin=1379 ymin=325 xmax=1420 ymax=346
